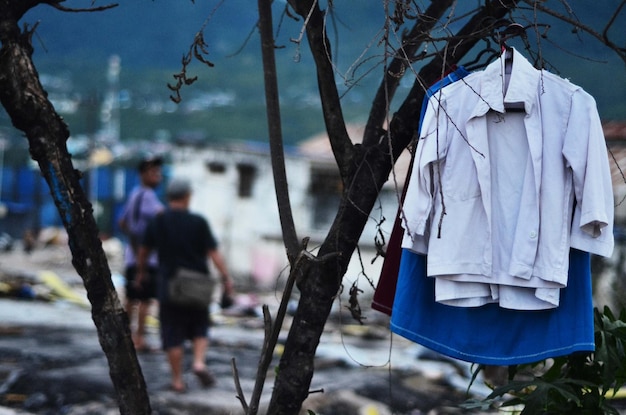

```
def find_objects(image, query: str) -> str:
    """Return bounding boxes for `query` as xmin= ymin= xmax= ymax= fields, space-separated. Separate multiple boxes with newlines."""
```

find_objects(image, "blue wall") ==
xmin=0 ymin=165 xmax=166 ymax=240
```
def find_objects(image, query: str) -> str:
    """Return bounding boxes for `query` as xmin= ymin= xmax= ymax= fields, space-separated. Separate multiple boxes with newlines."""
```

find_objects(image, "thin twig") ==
xmin=246 ymin=247 xmax=306 ymax=414
xmin=231 ymin=358 xmax=249 ymax=413
xmin=603 ymin=0 xmax=626 ymax=46
xmin=290 ymin=0 xmax=317 ymax=45
xmin=49 ymin=2 xmax=118 ymax=12
xmin=521 ymin=0 xmax=626 ymax=64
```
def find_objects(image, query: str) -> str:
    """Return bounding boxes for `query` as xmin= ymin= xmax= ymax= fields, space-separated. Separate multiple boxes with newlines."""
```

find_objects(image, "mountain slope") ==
xmin=5 ymin=1 xmax=624 ymax=144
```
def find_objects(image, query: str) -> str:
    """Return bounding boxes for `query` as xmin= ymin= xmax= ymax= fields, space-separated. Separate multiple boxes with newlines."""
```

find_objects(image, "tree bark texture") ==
xmin=257 ymin=0 xmax=300 ymax=261
xmin=268 ymin=1 xmax=518 ymax=413
xmin=0 ymin=6 xmax=151 ymax=415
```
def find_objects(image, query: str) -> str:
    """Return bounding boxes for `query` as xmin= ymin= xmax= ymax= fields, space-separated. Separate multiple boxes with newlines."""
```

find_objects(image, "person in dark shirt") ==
xmin=136 ymin=177 xmax=234 ymax=392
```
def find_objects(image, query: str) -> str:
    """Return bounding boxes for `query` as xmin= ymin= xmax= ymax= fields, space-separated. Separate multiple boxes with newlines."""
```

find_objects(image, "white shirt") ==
xmin=401 ymin=48 xmax=614 ymax=310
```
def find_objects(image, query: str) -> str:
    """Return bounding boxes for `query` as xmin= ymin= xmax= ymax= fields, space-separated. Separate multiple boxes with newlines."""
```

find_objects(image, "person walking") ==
xmin=136 ymin=177 xmax=234 ymax=392
xmin=117 ymin=156 xmax=164 ymax=352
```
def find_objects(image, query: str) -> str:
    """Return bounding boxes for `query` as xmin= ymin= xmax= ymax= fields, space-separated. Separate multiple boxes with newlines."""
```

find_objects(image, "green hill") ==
xmin=1 ymin=1 xmax=623 ymax=145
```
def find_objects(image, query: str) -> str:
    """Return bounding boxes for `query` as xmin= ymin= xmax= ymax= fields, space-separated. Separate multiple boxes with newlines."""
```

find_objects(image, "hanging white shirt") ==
xmin=401 ymin=48 xmax=614 ymax=310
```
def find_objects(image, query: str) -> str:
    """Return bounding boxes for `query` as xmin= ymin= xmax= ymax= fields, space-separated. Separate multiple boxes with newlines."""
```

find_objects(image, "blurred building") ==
xmin=170 ymin=127 xmax=411 ymax=287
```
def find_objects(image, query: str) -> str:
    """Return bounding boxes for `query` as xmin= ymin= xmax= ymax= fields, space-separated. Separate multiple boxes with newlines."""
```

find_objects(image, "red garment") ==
xmin=371 ymin=156 xmax=415 ymax=315
xmin=372 ymin=65 xmax=462 ymax=315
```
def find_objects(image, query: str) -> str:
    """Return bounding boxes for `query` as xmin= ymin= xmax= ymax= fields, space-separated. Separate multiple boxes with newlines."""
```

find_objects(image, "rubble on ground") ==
xmin=0 ymin=239 xmax=513 ymax=415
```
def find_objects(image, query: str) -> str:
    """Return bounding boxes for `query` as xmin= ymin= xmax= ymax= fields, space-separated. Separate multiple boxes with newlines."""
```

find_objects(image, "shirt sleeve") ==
xmin=401 ymin=93 xmax=448 ymax=253
xmin=563 ymin=89 xmax=615 ymax=257
xmin=117 ymin=190 xmax=134 ymax=225
xmin=200 ymin=217 xmax=219 ymax=252
xmin=141 ymin=190 xmax=164 ymax=219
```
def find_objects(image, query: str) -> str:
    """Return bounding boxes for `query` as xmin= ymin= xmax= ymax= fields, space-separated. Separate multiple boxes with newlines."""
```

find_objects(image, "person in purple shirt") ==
xmin=118 ymin=156 xmax=164 ymax=352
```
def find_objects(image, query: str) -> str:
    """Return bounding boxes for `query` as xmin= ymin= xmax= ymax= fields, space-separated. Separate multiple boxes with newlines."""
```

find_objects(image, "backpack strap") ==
xmin=132 ymin=189 xmax=146 ymax=225
xmin=128 ymin=190 xmax=146 ymax=253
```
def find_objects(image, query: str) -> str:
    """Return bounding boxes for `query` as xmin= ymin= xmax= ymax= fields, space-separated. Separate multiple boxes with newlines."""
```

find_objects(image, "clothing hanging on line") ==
xmin=372 ymin=66 xmax=471 ymax=315
xmin=374 ymin=48 xmax=614 ymax=364
xmin=390 ymin=248 xmax=594 ymax=365
xmin=401 ymin=47 xmax=614 ymax=310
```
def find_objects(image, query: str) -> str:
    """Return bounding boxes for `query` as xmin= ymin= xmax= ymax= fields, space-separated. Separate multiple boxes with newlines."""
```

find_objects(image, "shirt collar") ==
xmin=473 ymin=47 xmax=540 ymax=117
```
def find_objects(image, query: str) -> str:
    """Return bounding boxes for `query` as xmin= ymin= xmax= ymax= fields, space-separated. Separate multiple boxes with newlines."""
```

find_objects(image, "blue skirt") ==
xmin=390 ymin=248 xmax=594 ymax=365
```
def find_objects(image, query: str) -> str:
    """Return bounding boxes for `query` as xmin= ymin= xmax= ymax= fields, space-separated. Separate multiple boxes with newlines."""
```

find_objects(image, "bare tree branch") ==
xmin=258 ymin=0 xmax=300 ymax=261
xmin=47 ymin=1 xmax=118 ymax=13
xmin=603 ymin=0 xmax=626 ymax=47
xmin=2 ymin=0 xmax=117 ymax=22
xmin=287 ymin=0 xmax=354 ymax=177
xmin=364 ymin=0 xmax=455 ymax=147
xmin=0 ymin=6 xmax=150 ymax=414
xmin=521 ymin=0 xmax=626 ymax=64
xmin=231 ymin=358 xmax=249 ymax=413
xmin=387 ymin=0 xmax=518 ymax=161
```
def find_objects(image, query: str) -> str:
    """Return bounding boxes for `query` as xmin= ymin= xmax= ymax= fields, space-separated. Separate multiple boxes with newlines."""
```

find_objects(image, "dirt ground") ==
xmin=0 ymin=302 xmax=488 ymax=415
xmin=0 ymin=238 xmax=559 ymax=414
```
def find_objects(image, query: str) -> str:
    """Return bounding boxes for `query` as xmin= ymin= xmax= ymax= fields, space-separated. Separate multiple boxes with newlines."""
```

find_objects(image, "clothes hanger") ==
xmin=499 ymin=23 xmax=526 ymax=45
xmin=464 ymin=18 xmax=514 ymax=71
xmin=465 ymin=39 xmax=500 ymax=71
xmin=497 ymin=23 xmax=527 ymax=112
xmin=464 ymin=20 xmax=526 ymax=72
xmin=498 ymin=23 xmax=525 ymax=66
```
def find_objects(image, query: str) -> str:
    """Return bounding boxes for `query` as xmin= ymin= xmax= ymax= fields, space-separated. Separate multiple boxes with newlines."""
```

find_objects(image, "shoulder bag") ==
xmin=168 ymin=267 xmax=216 ymax=308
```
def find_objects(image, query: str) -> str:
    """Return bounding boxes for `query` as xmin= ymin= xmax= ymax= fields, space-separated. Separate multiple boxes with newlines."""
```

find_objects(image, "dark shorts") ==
xmin=125 ymin=265 xmax=157 ymax=301
xmin=159 ymin=303 xmax=210 ymax=350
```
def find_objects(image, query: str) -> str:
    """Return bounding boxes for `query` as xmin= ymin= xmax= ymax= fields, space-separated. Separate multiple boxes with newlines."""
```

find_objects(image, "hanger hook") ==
xmin=499 ymin=22 xmax=527 ymax=49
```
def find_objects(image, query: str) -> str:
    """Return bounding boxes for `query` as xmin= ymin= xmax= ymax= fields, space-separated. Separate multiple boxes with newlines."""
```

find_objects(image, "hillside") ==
xmin=1 ymin=1 xmax=624 ymax=144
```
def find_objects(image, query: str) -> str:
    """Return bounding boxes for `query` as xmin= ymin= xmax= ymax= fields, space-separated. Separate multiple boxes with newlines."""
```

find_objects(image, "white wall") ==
xmin=170 ymin=144 xmax=398 ymax=297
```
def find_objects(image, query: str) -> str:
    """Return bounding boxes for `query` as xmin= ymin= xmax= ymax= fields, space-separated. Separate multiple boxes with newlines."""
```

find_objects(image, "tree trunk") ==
xmin=0 ymin=9 xmax=151 ymax=415
xmin=268 ymin=1 xmax=518 ymax=413
xmin=268 ymin=144 xmax=391 ymax=414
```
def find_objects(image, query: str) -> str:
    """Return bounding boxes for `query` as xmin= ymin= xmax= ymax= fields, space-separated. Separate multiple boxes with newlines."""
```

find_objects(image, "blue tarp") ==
xmin=0 ymin=165 xmax=144 ymax=238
